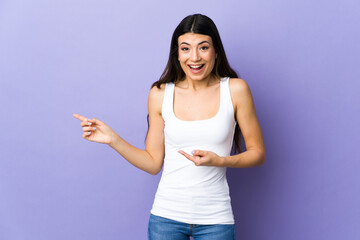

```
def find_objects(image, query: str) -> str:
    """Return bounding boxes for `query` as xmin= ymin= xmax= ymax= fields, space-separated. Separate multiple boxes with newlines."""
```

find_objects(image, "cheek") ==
xmin=178 ymin=54 xmax=188 ymax=67
xmin=202 ymin=50 xmax=216 ymax=62
xmin=177 ymin=56 xmax=187 ymax=71
xmin=204 ymin=55 xmax=216 ymax=68
xmin=178 ymin=51 xmax=186 ymax=62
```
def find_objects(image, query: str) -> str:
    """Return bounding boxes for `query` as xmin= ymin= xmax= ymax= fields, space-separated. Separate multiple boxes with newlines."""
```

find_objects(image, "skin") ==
xmin=73 ymin=32 xmax=266 ymax=175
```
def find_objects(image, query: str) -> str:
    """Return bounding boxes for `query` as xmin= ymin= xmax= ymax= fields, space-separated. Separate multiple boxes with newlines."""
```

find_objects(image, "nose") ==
xmin=191 ymin=49 xmax=201 ymax=61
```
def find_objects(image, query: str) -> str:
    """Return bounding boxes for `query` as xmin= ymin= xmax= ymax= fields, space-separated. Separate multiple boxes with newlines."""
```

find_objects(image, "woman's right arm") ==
xmin=73 ymin=85 xmax=165 ymax=175
xmin=108 ymin=85 xmax=165 ymax=175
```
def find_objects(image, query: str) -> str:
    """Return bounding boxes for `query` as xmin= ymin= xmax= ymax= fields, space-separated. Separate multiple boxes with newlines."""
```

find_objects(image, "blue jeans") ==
xmin=148 ymin=214 xmax=235 ymax=240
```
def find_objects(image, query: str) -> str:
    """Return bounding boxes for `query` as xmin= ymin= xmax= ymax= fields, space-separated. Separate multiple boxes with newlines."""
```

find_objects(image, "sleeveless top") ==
xmin=150 ymin=77 xmax=236 ymax=224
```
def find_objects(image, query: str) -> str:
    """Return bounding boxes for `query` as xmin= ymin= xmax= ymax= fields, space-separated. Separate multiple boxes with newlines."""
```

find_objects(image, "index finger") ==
xmin=73 ymin=113 xmax=88 ymax=121
xmin=178 ymin=150 xmax=196 ymax=161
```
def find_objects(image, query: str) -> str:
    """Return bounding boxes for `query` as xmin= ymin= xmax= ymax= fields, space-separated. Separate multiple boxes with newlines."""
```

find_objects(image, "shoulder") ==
xmin=228 ymin=78 xmax=253 ymax=111
xmin=149 ymin=83 xmax=166 ymax=98
xmin=228 ymin=78 xmax=250 ymax=93
xmin=148 ymin=83 xmax=167 ymax=114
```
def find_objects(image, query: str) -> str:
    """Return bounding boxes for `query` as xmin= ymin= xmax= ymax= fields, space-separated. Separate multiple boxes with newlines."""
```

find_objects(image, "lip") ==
xmin=187 ymin=64 xmax=205 ymax=74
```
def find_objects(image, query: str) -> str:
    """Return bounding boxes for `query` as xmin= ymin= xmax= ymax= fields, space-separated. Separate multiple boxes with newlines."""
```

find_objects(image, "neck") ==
xmin=179 ymin=74 xmax=219 ymax=91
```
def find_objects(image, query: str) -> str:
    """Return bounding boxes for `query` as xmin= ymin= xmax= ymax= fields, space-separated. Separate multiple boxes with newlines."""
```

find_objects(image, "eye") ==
xmin=200 ymin=46 xmax=209 ymax=51
xmin=181 ymin=47 xmax=189 ymax=51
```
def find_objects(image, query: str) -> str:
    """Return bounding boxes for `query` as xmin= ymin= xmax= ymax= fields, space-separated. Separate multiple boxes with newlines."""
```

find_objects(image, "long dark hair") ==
xmin=146 ymin=14 xmax=244 ymax=155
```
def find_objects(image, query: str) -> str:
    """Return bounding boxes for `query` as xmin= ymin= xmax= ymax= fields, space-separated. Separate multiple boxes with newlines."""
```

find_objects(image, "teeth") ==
xmin=189 ymin=65 xmax=203 ymax=69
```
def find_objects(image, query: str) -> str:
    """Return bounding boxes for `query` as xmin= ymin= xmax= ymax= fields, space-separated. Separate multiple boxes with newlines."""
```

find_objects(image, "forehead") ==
xmin=178 ymin=33 xmax=213 ymax=45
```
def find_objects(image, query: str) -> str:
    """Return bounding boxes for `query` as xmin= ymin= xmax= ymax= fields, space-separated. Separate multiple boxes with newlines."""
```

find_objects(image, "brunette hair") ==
xmin=146 ymin=14 xmax=244 ymax=155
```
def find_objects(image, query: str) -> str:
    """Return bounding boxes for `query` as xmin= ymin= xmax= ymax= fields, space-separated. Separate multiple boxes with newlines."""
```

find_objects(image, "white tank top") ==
xmin=150 ymin=77 xmax=236 ymax=224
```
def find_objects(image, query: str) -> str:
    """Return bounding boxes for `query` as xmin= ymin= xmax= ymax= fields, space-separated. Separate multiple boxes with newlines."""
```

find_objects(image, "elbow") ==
xmin=148 ymin=166 xmax=162 ymax=176
xmin=247 ymin=148 xmax=266 ymax=167
xmin=149 ymin=170 xmax=160 ymax=176
xmin=145 ymin=152 xmax=164 ymax=175
xmin=258 ymin=151 xmax=266 ymax=166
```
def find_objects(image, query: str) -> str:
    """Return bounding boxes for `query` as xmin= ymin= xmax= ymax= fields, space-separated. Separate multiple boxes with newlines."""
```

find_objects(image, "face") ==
xmin=177 ymin=33 xmax=217 ymax=82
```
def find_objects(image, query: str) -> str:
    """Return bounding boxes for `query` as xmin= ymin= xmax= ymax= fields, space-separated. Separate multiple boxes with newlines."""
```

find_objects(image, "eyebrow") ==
xmin=179 ymin=41 xmax=210 ymax=45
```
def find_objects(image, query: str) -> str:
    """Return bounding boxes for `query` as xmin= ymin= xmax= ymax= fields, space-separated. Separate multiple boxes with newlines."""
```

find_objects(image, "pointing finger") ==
xmin=178 ymin=150 xmax=196 ymax=161
xmin=73 ymin=113 xmax=87 ymax=121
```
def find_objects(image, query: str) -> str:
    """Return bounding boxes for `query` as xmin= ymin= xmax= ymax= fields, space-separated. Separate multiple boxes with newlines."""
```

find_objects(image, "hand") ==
xmin=73 ymin=113 xmax=118 ymax=144
xmin=177 ymin=150 xmax=224 ymax=167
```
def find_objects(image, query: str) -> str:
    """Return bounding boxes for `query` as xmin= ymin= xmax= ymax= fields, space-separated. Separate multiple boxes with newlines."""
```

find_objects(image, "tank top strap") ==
xmin=220 ymin=77 xmax=236 ymax=119
xmin=161 ymin=82 xmax=175 ymax=121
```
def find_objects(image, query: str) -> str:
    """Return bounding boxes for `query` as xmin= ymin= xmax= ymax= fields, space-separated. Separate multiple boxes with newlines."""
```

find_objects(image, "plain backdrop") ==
xmin=1 ymin=0 xmax=359 ymax=239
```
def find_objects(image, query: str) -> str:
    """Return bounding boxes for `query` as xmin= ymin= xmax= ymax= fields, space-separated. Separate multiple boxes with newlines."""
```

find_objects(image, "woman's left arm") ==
xmin=221 ymin=78 xmax=266 ymax=168
xmin=178 ymin=78 xmax=266 ymax=168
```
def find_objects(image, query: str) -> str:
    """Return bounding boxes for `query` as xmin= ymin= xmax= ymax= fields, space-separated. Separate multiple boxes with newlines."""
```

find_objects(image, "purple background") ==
xmin=1 ymin=0 xmax=359 ymax=239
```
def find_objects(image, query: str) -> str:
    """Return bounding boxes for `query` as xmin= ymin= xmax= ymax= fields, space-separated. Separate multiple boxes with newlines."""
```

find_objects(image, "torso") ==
xmin=150 ymin=76 xmax=237 ymax=224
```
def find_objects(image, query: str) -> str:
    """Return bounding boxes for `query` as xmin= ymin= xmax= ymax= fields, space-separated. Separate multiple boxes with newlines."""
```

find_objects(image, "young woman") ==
xmin=73 ymin=14 xmax=266 ymax=240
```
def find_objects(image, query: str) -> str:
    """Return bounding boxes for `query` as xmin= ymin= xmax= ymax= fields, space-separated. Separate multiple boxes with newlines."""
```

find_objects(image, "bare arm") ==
xmin=220 ymin=78 xmax=266 ymax=168
xmin=107 ymin=85 xmax=165 ymax=175
xmin=73 ymin=85 xmax=165 ymax=175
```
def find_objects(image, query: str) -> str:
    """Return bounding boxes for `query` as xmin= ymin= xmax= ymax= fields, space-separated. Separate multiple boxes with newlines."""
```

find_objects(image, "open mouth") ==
xmin=188 ymin=64 xmax=205 ymax=73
